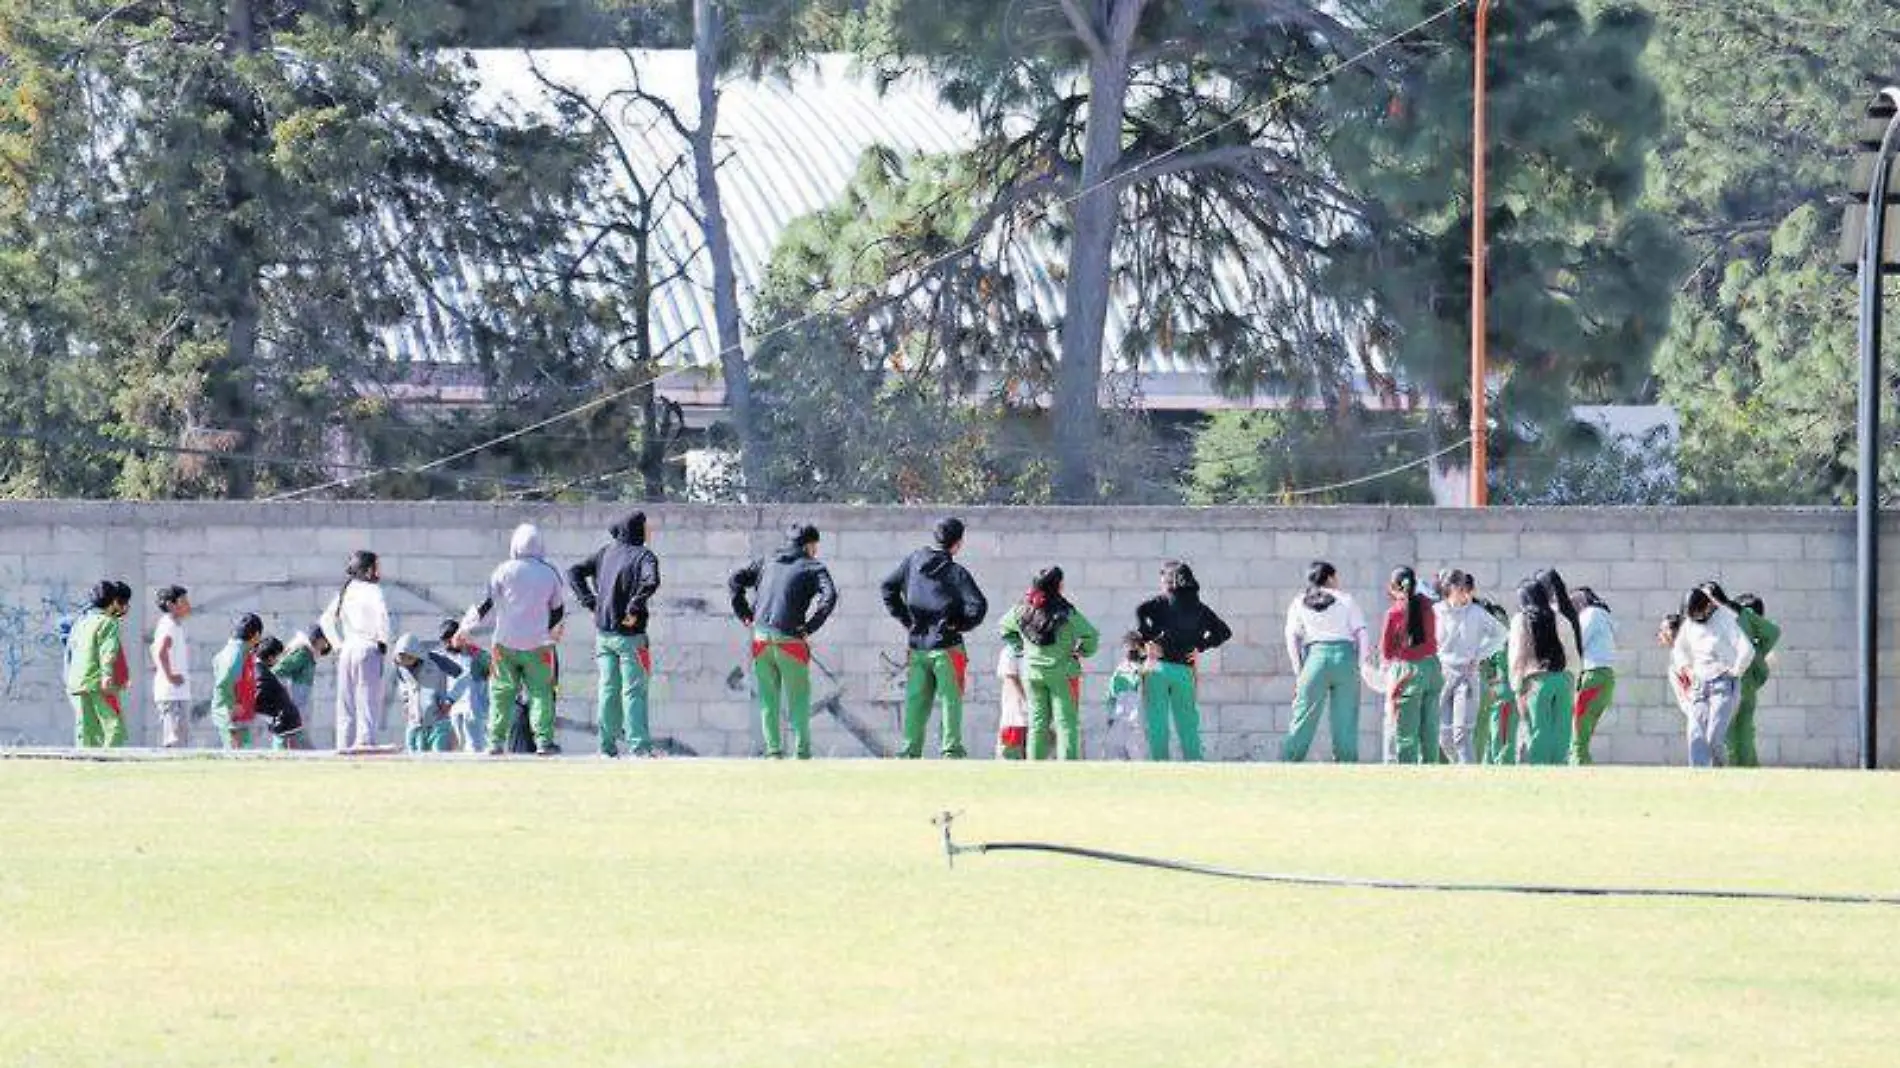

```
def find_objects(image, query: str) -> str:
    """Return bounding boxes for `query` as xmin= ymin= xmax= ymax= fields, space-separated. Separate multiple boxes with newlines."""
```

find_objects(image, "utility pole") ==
xmin=1839 ymin=87 xmax=1900 ymax=769
xmin=1468 ymin=0 xmax=1497 ymax=507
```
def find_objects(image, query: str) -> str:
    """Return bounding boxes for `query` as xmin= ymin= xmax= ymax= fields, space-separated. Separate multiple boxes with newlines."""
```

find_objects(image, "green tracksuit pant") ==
xmin=1570 ymin=667 xmax=1617 ymax=766
xmin=1143 ymin=661 xmax=1202 ymax=761
xmin=71 ymin=692 xmax=127 ymax=748
xmin=1728 ymin=678 xmax=1764 ymax=768
xmin=1026 ymin=673 xmax=1083 ymax=761
xmin=752 ymin=630 xmax=812 ymax=759
xmin=210 ymin=705 xmax=253 ymax=750
xmin=1385 ymin=658 xmax=1443 ymax=764
xmin=488 ymin=646 xmax=557 ymax=751
xmin=1283 ymin=642 xmax=1358 ymax=763
xmin=1521 ymin=671 xmax=1571 ymax=765
xmin=899 ymin=647 xmax=970 ymax=759
xmin=1482 ymin=669 xmax=1517 ymax=765
xmin=406 ymin=720 xmax=453 ymax=752
xmin=596 ymin=633 xmax=653 ymax=756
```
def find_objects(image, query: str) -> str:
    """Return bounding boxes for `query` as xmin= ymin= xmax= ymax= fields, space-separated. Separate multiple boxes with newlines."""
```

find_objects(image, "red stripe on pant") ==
xmin=637 ymin=646 xmax=653 ymax=675
xmin=1574 ymin=686 xmax=1604 ymax=723
xmin=752 ymin=637 xmax=811 ymax=663
xmin=950 ymin=650 xmax=969 ymax=692
xmin=1068 ymin=677 xmax=1081 ymax=703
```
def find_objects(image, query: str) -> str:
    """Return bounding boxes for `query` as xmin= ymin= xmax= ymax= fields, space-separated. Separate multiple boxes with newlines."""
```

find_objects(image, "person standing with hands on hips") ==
xmin=150 ymin=585 xmax=194 ymax=748
xmin=999 ymin=567 xmax=1100 ymax=761
xmin=1133 ymin=561 xmax=1231 ymax=761
xmin=730 ymin=524 xmax=838 ymax=760
xmin=880 ymin=517 xmax=988 ymax=759
xmin=568 ymin=511 xmax=663 ymax=758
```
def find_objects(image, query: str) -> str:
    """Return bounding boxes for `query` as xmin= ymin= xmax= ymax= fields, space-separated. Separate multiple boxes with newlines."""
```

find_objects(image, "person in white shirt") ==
xmin=1282 ymin=561 xmax=1369 ymax=763
xmin=1569 ymin=588 xmax=1619 ymax=765
xmin=320 ymin=550 xmax=393 ymax=751
xmin=1434 ymin=570 xmax=1507 ymax=764
xmin=150 ymin=585 xmax=193 ymax=748
xmin=1672 ymin=588 xmax=1755 ymax=767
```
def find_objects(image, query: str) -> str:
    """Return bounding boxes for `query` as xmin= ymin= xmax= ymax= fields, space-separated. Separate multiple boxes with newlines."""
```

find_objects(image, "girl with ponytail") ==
xmin=1508 ymin=579 xmax=1571 ymax=764
xmin=999 ymin=567 xmax=1101 ymax=760
xmin=1282 ymin=561 xmax=1369 ymax=763
xmin=1379 ymin=566 xmax=1443 ymax=763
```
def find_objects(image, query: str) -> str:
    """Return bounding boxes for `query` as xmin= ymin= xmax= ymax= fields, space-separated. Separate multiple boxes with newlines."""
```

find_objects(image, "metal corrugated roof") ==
xmin=396 ymin=50 xmax=1243 ymax=381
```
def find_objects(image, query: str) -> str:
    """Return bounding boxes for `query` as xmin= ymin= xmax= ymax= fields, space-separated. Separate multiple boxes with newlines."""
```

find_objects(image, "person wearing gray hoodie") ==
xmin=462 ymin=523 xmax=567 ymax=756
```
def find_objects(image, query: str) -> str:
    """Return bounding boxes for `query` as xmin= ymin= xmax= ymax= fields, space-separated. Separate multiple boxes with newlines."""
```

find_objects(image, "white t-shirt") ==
xmin=322 ymin=580 xmax=392 ymax=649
xmin=150 ymin=615 xmax=191 ymax=702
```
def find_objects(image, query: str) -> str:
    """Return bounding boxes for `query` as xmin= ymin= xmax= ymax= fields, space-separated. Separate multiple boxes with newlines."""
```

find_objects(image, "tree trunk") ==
xmin=691 ymin=0 xmax=758 ymax=496
xmin=1053 ymin=34 xmax=1134 ymax=503
xmin=216 ymin=0 xmax=261 ymax=498
xmin=633 ymin=207 xmax=666 ymax=502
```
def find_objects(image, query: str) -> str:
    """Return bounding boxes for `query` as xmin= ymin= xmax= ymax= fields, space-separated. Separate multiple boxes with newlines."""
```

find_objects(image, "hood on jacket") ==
xmin=610 ymin=511 xmax=647 ymax=546
xmin=917 ymin=547 xmax=954 ymax=578
xmin=510 ymin=523 xmax=546 ymax=560
xmin=392 ymin=633 xmax=424 ymax=661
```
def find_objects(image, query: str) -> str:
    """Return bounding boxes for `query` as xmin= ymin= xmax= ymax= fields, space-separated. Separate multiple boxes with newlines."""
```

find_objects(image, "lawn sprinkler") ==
xmin=930 ymin=811 xmax=1900 ymax=908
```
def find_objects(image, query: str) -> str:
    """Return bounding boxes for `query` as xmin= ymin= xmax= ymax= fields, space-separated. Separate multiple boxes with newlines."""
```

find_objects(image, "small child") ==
xmin=150 ymin=585 xmax=194 ymax=748
xmin=1101 ymin=632 xmax=1149 ymax=760
xmin=271 ymin=624 xmax=332 ymax=718
xmin=254 ymin=637 xmax=310 ymax=750
xmin=996 ymin=645 xmax=1028 ymax=760
xmin=393 ymin=633 xmax=458 ymax=753
xmin=1659 ymin=613 xmax=1693 ymax=720
xmin=210 ymin=613 xmax=263 ymax=750
xmin=437 ymin=618 xmax=491 ymax=754
xmin=66 ymin=581 xmax=131 ymax=749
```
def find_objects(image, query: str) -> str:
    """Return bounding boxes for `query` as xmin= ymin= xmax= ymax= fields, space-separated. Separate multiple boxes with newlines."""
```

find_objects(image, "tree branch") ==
xmin=1054 ymin=0 xmax=1110 ymax=64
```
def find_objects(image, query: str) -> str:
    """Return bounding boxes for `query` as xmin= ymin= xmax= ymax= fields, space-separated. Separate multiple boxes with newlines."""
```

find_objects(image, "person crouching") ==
xmin=394 ymin=634 xmax=457 ymax=753
xmin=254 ymin=637 xmax=311 ymax=750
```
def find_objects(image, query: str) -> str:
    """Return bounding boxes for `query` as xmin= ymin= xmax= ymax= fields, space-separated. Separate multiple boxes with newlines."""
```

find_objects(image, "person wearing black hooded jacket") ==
xmin=880 ymin=517 xmax=988 ymax=759
xmin=569 ymin=511 xmax=663 ymax=757
xmin=1134 ymin=561 xmax=1232 ymax=761
xmin=730 ymin=524 xmax=838 ymax=759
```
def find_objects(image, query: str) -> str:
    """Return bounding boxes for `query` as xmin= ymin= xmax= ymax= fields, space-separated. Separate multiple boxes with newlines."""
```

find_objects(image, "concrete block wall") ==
xmin=0 ymin=503 xmax=1895 ymax=767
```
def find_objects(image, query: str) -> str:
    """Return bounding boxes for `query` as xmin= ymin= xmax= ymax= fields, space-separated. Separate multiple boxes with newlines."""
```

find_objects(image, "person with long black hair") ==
xmin=1674 ymin=587 xmax=1755 ymax=767
xmin=320 ymin=550 xmax=392 ymax=751
xmin=1700 ymin=582 xmax=1780 ymax=767
xmin=1534 ymin=569 xmax=1585 ymax=666
xmin=1508 ymin=580 xmax=1571 ymax=765
xmin=999 ymin=567 xmax=1100 ymax=761
xmin=1568 ymin=587 xmax=1619 ymax=764
xmin=1378 ymin=566 xmax=1441 ymax=764
xmin=1477 ymin=599 xmax=1518 ymax=763
xmin=1134 ymin=560 xmax=1231 ymax=761
xmin=1282 ymin=561 xmax=1368 ymax=763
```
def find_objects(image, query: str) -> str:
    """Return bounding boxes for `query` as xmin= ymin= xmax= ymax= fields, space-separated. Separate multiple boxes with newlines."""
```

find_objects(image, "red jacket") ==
xmin=1381 ymin=598 xmax=1439 ymax=663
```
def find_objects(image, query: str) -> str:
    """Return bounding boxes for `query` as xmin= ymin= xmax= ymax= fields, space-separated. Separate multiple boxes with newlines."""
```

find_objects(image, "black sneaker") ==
xmin=485 ymin=745 xmax=504 ymax=757
xmin=535 ymin=743 xmax=563 ymax=757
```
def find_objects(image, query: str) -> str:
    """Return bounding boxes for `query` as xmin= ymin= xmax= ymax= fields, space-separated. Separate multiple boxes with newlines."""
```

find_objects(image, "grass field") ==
xmin=3 ymin=758 xmax=1899 ymax=1066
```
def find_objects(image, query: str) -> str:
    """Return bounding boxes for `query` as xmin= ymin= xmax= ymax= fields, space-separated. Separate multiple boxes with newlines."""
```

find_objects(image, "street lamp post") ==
xmin=1468 ymin=0 xmax=1497 ymax=508
xmin=1851 ymin=88 xmax=1900 ymax=769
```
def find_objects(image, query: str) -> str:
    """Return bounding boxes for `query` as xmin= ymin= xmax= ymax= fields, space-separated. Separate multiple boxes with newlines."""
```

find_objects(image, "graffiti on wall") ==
xmin=0 ymin=570 xmax=80 ymax=698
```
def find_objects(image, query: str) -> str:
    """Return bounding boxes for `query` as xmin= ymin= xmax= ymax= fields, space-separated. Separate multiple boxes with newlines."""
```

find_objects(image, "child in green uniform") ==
xmin=65 ymin=581 xmax=131 ymax=748
xmin=271 ymin=625 xmax=331 ymax=722
xmin=210 ymin=614 xmax=264 ymax=750
xmin=394 ymin=633 xmax=457 ymax=753
xmin=999 ymin=567 xmax=1100 ymax=761
xmin=1507 ymin=582 xmax=1570 ymax=765
xmin=1101 ymin=632 xmax=1148 ymax=760
xmin=1476 ymin=600 xmax=1518 ymax=764
xmin=1702 ymin=584 xmax=1779 ymax=767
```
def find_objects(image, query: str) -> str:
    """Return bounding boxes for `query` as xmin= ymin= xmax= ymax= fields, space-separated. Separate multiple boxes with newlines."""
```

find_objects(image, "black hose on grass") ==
xmin=931 ymin=812 xmax=1900 ymax=908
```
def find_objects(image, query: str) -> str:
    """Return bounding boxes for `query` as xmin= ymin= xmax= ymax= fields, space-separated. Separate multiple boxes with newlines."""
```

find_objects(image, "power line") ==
xmin=269 ymin=0 xmax=1477 ymax=502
